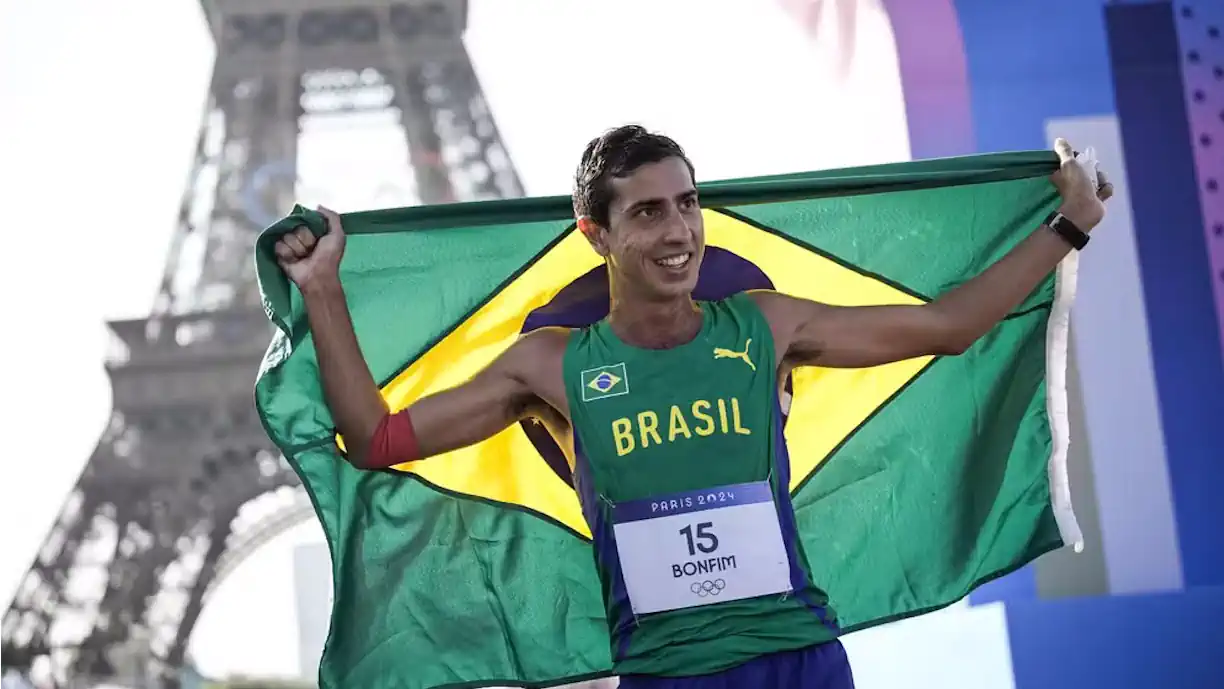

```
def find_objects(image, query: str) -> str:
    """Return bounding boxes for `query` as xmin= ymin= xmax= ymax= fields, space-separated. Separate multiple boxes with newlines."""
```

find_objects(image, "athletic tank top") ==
xmin=563 ymin=292 xmax=839 ymax=677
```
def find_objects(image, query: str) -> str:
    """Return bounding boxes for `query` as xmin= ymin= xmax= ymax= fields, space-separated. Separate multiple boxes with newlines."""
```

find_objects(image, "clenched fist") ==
xmin=275 ymin=205 xmax=347 ymax=290
xmin=1049 ymin=138 xmax=1114 ymax=231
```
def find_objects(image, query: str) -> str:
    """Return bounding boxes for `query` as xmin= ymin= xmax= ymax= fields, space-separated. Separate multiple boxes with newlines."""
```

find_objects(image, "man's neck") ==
xmin=607 ymin=295 xmax=703 ymax=350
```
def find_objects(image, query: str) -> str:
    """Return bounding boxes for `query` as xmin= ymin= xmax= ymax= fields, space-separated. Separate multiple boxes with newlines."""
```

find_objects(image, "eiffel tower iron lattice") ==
xmin=1 ymin=1 xmax=522 ymax=686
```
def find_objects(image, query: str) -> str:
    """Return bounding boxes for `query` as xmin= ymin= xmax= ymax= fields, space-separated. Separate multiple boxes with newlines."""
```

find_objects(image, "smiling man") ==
xmin=273 ymin=125 xmax=1112 ymax=688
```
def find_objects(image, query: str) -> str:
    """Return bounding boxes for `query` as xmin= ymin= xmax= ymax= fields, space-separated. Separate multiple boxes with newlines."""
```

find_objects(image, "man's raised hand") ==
xmin=274 ymin=205 xmax=347 ymax=290
xmin=1049 ymin=138 xmax=1114 ymax=231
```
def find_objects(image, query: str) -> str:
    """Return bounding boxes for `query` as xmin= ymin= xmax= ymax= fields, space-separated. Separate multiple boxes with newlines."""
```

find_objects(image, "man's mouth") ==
xmin=653 ymin=252 xmax=692 ymax=269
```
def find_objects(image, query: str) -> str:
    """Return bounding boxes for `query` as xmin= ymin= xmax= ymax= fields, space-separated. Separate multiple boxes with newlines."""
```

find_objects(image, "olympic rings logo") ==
xmin=690 ymin=579 xmax=726 ymax=597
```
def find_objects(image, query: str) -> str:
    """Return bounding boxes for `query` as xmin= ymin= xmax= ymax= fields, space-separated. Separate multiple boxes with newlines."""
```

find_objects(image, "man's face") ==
xmin=596 ymin=157 xmax=704 ymax=301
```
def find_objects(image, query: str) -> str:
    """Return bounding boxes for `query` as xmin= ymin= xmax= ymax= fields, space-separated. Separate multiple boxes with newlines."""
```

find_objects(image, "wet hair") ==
xmin=572 ymin=125 xmax=696 ymax=228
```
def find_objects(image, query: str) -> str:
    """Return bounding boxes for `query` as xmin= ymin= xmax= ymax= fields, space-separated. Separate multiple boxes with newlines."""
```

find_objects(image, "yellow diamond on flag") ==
xmin=356 ymin=209 xmax=931 ymax=539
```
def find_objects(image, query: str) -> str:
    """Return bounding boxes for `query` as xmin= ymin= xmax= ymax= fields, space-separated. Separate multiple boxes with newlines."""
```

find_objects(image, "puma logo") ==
xmin=713 ymin=339 xmax=756 ymax=371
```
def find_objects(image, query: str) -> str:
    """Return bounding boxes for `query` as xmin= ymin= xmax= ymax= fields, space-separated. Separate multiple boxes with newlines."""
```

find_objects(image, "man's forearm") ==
xmin=300 ymin=276 xmax=388 ymax=463
xmin=932 ymin=206 xmax=1090 ymax=350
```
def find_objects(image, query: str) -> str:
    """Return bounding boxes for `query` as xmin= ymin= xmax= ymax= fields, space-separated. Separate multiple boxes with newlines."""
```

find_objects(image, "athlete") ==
xmin=273 ymin=126 xmax=1112 ymax=688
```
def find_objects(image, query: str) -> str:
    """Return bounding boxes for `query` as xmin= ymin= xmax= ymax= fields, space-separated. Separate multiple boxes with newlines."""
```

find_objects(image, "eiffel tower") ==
xmin=1 ymin=1 xmax=522 ymax=686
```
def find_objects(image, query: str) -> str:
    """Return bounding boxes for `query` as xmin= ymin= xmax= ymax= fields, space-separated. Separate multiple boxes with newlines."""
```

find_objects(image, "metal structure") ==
xmin=1 ymin=1 xmax=522 ymax=686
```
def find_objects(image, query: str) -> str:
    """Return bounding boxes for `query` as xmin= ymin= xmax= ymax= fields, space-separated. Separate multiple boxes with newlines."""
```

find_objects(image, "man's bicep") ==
xmin=405 ymin=356 xmax=535 ymax=458
xmin=755 ymin=291 xmax=951 ymax=369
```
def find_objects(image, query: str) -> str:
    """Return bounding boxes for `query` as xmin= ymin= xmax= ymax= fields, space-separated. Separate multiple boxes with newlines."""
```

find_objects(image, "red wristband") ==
xmin=365 ymin=410 xmax=420 ymax=469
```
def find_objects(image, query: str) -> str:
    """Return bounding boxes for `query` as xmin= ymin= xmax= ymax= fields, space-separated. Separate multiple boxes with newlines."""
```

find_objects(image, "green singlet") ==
xmin=563 ymin=292 xmax=840 ymax=677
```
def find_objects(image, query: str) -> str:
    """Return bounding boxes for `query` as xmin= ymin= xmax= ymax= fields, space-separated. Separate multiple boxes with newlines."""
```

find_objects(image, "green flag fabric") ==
xmin=254 ymin=151 xmax=1082 ymax=689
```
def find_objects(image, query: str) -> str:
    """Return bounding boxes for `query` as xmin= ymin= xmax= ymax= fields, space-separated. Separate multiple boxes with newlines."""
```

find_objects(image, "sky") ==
xmin=0 ymin=0 xmax=943 ymax=681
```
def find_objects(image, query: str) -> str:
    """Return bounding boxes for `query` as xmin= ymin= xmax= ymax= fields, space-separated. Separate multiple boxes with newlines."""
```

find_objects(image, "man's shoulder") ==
xmin=740 ymin=288 xmax=801 ymax=314
xmin=726 ymin=288 xmax=784 ymax=319
xmin=503 ymin=326 xmax=572 ymax=368
xmin=737 ymin=289 xmax=802 ymax=348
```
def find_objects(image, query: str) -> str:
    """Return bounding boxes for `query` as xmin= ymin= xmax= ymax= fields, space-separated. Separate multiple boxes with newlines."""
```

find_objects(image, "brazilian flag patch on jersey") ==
xmin=580 ymin=363 xmax=629 ymax=402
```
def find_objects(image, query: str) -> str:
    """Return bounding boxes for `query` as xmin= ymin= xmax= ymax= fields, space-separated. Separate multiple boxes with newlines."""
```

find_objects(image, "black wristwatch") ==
xmin=1044 ymin=211 xmax=1090 ymax=250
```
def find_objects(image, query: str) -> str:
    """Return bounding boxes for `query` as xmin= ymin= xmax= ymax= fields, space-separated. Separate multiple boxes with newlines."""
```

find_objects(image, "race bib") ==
xmin=611 ymin=481 xmax=793 ymax=615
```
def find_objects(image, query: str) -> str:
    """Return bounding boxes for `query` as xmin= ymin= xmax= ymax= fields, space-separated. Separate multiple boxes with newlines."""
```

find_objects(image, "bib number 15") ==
xmin=678 ymin=522 xmax=719 ymax=556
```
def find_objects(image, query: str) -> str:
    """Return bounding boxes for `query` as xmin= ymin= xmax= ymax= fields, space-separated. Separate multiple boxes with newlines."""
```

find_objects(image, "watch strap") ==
xmin=1044 ymin=211 xmax=1090 ymax=250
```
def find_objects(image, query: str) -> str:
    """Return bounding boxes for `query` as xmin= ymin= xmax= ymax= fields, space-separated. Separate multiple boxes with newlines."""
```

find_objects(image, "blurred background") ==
xmin=0 ymin=0 xmax=1221 ymax=687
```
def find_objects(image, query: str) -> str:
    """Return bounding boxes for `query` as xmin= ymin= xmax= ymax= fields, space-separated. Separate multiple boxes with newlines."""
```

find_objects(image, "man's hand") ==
xmin=274 ymin=206 xmax=347 ymax=290
xmin=1050 ymin=138 xmax=1114 ymax=231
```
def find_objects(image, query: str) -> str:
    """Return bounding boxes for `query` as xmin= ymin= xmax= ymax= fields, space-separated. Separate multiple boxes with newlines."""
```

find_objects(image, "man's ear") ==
xmin=577 ymin=216 xmax=610 ymax=257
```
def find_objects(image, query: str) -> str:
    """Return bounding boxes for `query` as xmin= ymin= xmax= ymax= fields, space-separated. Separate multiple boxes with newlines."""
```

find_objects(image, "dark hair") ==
xmin=572 ymin=125 xmax=695 ymax=228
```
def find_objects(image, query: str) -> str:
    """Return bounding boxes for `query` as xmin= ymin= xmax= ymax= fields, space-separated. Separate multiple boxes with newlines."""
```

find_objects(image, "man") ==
xmin=273 ymin=125 xmax=1112 ymax=688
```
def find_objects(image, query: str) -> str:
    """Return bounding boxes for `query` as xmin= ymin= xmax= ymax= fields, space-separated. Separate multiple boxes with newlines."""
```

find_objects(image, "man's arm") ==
xmin=756 ymin=139 xmax=1113 ymax=369
xmin=755 ymin=227 xmax=1089 ymax=368
xmin=277 ymin=207 xmax=541 ymax=469
xmin=297 ymin=272 xmax=389 ymax=465
xmin=301 ymin=274 xmax=540 ymax=467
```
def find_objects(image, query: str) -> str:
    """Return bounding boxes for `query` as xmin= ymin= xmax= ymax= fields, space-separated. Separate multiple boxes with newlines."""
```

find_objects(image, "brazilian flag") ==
xmin=254 ymin=151 xmax=1082 ymax=689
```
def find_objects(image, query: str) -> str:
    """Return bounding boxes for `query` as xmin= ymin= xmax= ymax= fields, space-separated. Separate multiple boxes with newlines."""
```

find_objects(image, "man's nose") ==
xmin=661 ymin=209 xmax=693 ymax=243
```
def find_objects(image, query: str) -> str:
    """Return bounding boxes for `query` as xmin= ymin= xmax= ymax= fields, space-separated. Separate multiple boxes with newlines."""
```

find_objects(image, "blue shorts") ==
xmin=617 ymin=640 xmax=854 ymax=689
